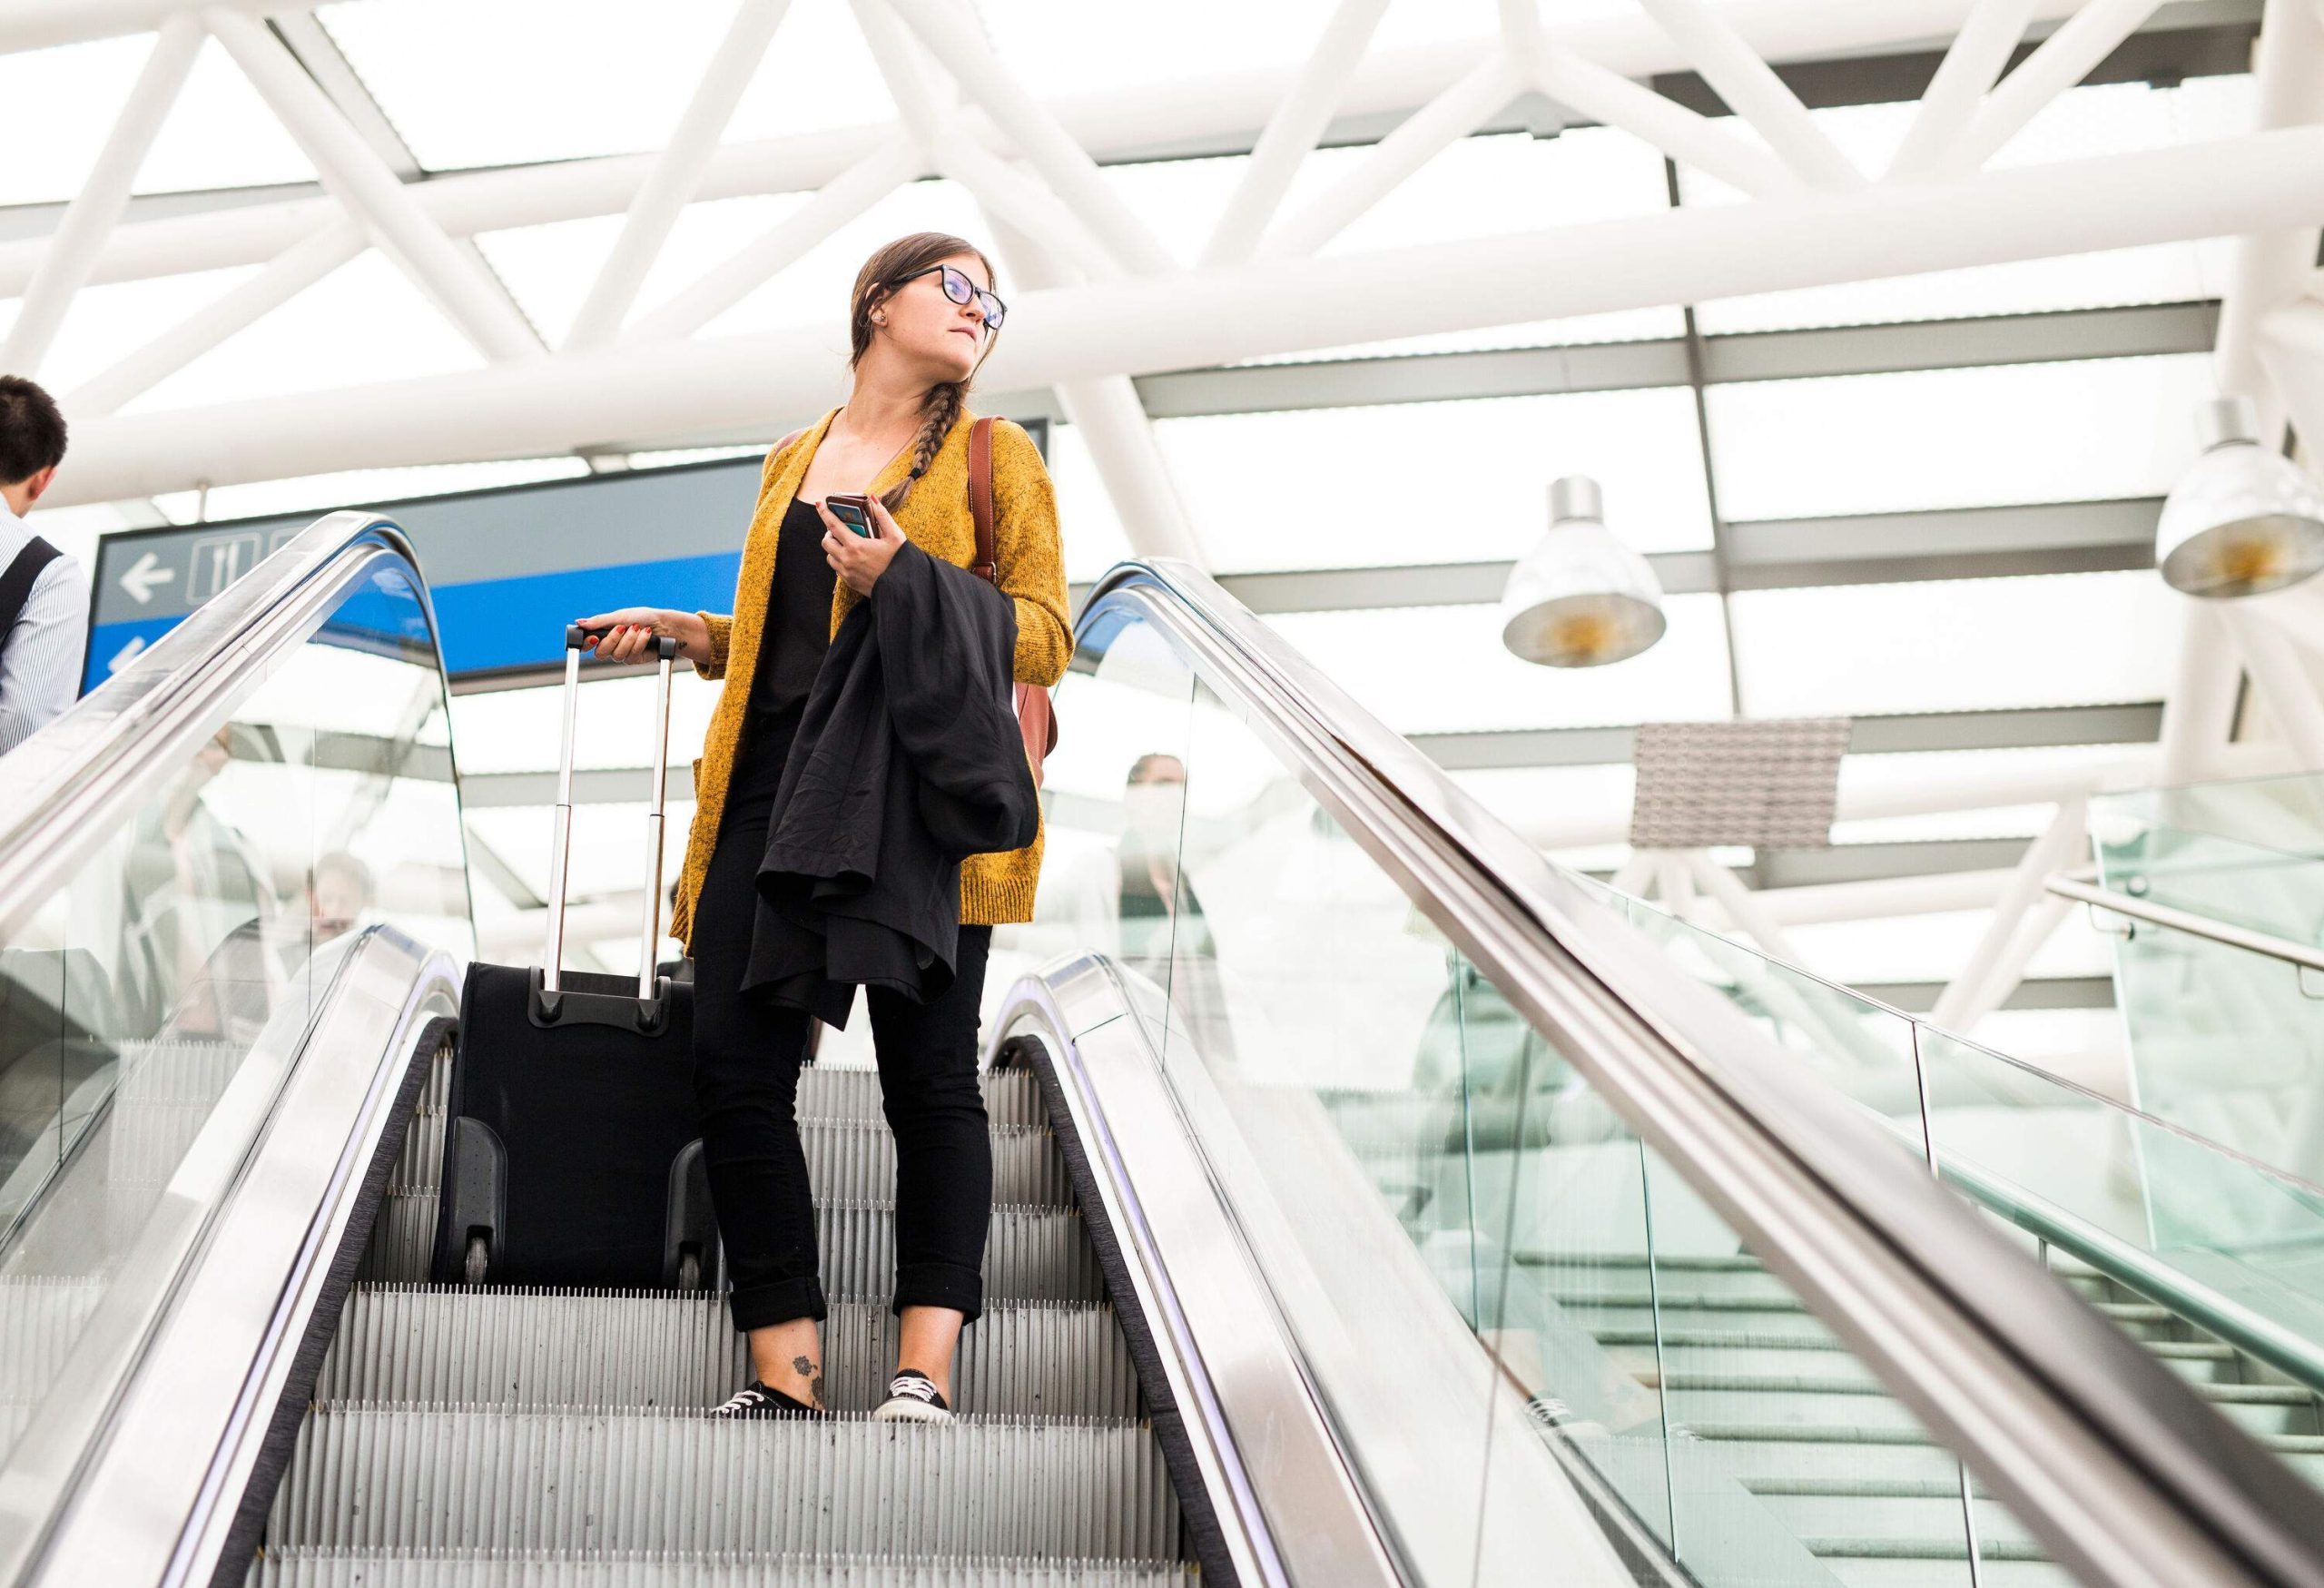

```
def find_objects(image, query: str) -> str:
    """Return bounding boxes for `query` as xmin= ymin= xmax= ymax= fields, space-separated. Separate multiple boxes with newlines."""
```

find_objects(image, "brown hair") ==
xmin=850 ymin=232 xmax=1000 ymax=513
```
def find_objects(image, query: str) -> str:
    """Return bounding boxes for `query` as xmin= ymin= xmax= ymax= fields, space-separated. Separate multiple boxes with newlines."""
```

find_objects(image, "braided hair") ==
xmin=848 ymin=232 xmax=1000 ymax=514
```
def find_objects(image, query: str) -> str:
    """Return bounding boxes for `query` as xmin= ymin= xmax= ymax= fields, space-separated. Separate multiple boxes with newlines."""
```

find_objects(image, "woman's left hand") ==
xmin=819 ymin=493 xmax=909 ymax=597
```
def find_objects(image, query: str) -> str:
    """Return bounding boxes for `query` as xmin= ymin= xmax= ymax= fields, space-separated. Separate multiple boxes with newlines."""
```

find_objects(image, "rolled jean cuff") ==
xmin=893 ymin=1261 xmax=983 ymax=1323
xmin=729 ymin=1274 xmax=828 ymax=1333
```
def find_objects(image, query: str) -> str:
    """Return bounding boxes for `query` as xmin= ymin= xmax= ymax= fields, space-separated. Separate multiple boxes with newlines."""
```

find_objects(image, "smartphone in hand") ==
xmin=824 ymin=494 xmax=876 ymax=537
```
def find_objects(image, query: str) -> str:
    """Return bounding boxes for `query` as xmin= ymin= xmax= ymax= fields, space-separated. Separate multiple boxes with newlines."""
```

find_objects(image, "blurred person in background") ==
xmin=0 ymin=375 xmax=86 ymax=755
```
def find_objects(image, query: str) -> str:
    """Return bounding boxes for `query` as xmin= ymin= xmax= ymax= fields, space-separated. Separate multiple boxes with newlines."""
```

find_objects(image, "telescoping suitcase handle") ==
xmin=533 ymin=625 xmax=679 ymax=1032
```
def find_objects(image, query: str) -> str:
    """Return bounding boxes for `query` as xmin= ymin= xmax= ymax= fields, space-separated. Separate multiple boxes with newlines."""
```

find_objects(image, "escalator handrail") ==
xmin=992 ymin=959 xmax=1400 ymax=1588
xmin=1078 ymin=557 xmax=2324 ymax=1588
xmin=0 ymin=512 xmax=445 ymax=942
xmin=2 ymin=927 xmax=461 ymax=1588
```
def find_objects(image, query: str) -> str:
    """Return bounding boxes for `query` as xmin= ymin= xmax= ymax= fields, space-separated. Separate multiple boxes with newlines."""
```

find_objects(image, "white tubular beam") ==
xmin=0 ymin=0 xmax=288 ymax=54
xmin=1258 ymin=54 xmax=1522 ymax=261
xmin=2220 ymin=0 xmax=2324 ymax=447
xmin=1749 ymin=868 xmax=2016 ymax=928
xmin=2156 ymin=601 xmax=2241 ymax=782
xmin=848 ymin=0 xmax=1126 ymax=281
xmin=1534 ymin=46 xmax=1798 ymax=199
xmin=983 ymin=211 xmax=1205 ymax=563
xmin=565 ymin=0 xmax=794 ymax=350
xmin=64 ymin=221 xmax=365 ymax=417
xmin=1947 ymin=892 xmax=2074 ymax=1031
xmin=624 ymin=138 xmax=921 ymax=344
xmin=2241 ymin=578 xmax=2324 ymax=666
xmin=2227 ymin=609 xmax=2324 ymax=770
xmin=1606 ymin=851 xmax=1657 ymax=896
xmin=1945 ymin=0 xmax=2166 ymax=174
xmin=939 ymin=133 xmax=1128 ymax=281
xmin=1527 ymin=739 xmax=2301 ymax=852
xmin=1201 ymin=0 xmax=1391 ymax=266
xmin=2259 ymin=299 xmax=2324 ymax=461
xmin=1684 ymin=850 xmax=1807 ymax=964
xmin=1886 ymin=0 xmax=2038 ymax=181
xmin=1630 ymin=0 xmax=1862 ymax=188
xmin=1658 ymin=852 xmax=1700 ymax=922
xmin=1928 ymin=795 xmax=2085 ymax=1031
xmin=0 ymin=0 xmax=2107 ymax=295
xmin=53 ymin=122 xmax=2324 ymax=504
xmin=202 ymin=8 xmax=540 ymax=363
xmin=881 ymin=0 xmax=1175 ymax=274
xmin=1055 ymin=376 xmax=1207 ymax=563
xmin=0 ymin=15 xmax=202 ymax=377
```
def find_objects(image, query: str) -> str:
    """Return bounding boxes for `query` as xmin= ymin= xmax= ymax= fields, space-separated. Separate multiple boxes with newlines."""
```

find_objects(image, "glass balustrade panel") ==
xmin=0 ymin=560 xmax=471 ymax=1469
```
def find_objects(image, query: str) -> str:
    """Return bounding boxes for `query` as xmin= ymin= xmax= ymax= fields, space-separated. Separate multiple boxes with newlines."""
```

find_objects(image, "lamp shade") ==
xmin=2156 ymin=396 xmax=2324 ymax=598
xmin=1500 ymin=475 xmax=1668 ymax=667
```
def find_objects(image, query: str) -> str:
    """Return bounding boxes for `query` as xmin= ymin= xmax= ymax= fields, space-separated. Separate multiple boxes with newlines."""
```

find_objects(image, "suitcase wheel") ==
xmin=678 ymin=1249 xmax=702 ymax=1291
xmin=463 ymin=1232 xmax=490 ymax=1287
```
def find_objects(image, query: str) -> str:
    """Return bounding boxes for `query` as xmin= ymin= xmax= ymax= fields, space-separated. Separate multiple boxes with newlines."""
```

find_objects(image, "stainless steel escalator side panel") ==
xmin=0 ymin=512 xmax=442 ymax=947
xmin=1076 ymin=558 xmax=2324 ymax=1588
xmin=3 ymin=926 xmax=460 ymax=1588
xmin=990 ymin=959 xmax=1399 ymax=1588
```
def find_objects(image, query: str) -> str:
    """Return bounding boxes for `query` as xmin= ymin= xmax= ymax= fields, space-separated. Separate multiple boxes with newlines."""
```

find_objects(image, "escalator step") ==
xmin=0 ymin=1276 xmax=106 ymax=1449
xmin=253 ymin=1550 xmax=1193 ymax=1585
xmin=793 ymin=1122 xmax=1068 ymax=1208
xmin=388 ymin=1107 xmax=443 ymax=1195
xmin=356 ymin=1190 xmax=442 ymax=1285
xmin=268 ymin=1409 xmax=1177 ymax=1559
xmin=795 ymin=1068 xmax=1048 ymax=1129
xmin=388 ymin=1119 xmax=1067 ymax=1208
xmin=320 ymin=1289 xmax=1137 ymax=1418
xmin=818 ymin=1203 xmax=1102 ymax=1304
xmin=356 ymin=1200 xmax=1103 ymax=1301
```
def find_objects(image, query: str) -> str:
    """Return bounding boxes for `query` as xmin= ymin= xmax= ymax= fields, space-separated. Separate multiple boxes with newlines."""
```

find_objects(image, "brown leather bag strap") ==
xmin=969 ymin=416 xmax=998 ymax=583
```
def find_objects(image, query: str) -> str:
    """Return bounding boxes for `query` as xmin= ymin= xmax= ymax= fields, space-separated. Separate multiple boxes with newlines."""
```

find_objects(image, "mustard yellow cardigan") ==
xmin=670 ymin=406 xmax=1071 ymax=952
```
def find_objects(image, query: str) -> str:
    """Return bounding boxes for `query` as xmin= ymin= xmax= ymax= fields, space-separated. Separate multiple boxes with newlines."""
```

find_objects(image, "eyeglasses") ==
xmin=886 ymin=262 xmax=1006 ymax=332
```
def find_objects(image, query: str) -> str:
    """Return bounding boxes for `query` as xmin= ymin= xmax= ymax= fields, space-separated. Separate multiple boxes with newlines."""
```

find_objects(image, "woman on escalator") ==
xmin=576 ymin=232 xmax=1069 ymax=1424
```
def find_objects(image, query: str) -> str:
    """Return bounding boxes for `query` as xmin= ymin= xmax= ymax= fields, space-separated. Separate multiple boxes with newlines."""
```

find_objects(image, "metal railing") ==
xmin=2045 ymin=865 xmax=2324 ymax=975
xmin=1073 ymin=557 xmax=2324 ymax=1588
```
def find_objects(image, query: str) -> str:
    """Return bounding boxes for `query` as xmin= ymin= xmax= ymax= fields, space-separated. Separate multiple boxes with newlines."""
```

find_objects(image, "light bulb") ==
xmin=2157 ymin=397 xmax=2324 ymax=598
xmin=1499 ymin=476 xmax=1667 ymax=667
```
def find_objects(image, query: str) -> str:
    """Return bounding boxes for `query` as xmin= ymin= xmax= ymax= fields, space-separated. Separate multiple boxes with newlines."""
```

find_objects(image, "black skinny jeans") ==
xmin=691 ymin=710 xmax=995 ymax=1334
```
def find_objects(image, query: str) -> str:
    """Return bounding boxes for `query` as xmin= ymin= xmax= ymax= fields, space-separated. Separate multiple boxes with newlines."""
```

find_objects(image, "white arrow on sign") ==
xmin=119 ymin=551 xmax=175 ymax=606
xmin=106 ymin=636 xmax=147 ymax=674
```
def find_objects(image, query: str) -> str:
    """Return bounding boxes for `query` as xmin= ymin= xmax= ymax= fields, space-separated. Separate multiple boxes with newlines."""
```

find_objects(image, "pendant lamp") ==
xmin=1499 ymin=475 xmax=1667 ymax=667
xmin=2157 ymin=396 xmax=2324 ymax=598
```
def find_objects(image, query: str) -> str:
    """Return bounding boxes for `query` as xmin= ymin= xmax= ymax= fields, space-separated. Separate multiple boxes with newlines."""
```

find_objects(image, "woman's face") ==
xmin=874 ymin=252 xmax=993 ymax=381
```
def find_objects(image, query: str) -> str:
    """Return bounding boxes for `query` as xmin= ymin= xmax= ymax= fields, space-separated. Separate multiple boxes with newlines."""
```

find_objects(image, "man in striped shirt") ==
xmin=0 ymin=376 xmax=84 ymax=756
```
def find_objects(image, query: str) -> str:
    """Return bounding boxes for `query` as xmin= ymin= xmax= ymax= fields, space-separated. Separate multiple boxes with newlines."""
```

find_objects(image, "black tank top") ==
xmin=749 ymin=497 xmax=837 ymax=722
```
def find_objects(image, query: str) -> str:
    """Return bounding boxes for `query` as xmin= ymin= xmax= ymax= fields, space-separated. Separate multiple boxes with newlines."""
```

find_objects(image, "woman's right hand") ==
xmin=575 ymin=607 xmax=713 ymax=667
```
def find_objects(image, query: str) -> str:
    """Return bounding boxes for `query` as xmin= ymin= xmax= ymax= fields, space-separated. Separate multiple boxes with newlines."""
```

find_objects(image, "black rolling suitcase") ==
xmin=433 ymin=628 xmax=718 ymax=1289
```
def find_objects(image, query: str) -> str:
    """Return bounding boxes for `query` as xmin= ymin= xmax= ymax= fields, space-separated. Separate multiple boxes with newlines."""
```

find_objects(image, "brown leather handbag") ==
xmin=968 ymin=416 xmax=1060 ymax=789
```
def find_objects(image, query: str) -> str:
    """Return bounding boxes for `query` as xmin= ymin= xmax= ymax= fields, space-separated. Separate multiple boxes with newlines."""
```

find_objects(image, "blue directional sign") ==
xmin=82 ymin=419 xmax=1050 ymax=695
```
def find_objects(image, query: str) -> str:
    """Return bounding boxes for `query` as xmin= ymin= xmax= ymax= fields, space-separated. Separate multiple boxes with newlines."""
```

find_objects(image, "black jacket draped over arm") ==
xmin=742 ymin=542 xmax=1039 ymax=1022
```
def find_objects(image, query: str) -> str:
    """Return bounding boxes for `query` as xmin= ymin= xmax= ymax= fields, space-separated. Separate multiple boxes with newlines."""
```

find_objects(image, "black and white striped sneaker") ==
xmin=872 ymin=1369 xmax=951 ymax=1425
xmin=710 ymin=1380 xmax=827 ymax=1420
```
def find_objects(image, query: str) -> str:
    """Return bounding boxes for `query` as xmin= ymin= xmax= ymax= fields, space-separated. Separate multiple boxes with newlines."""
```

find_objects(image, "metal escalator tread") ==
xmin=1539 ymin=1245 xmax=2324 ymax=1584
xmin=320 ymin=1289 xmax=1138 ymax=1416
xmin=254 ymin=1552 xmax=1193 ymax=1585
xmin=271 ymin=1408 xmax=1175 ymax=1555
xmin=250 ymin=1054 xmax=1194 ymax=1582
xmin=358 ymin=1196 xmax=1102 ymax=1300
